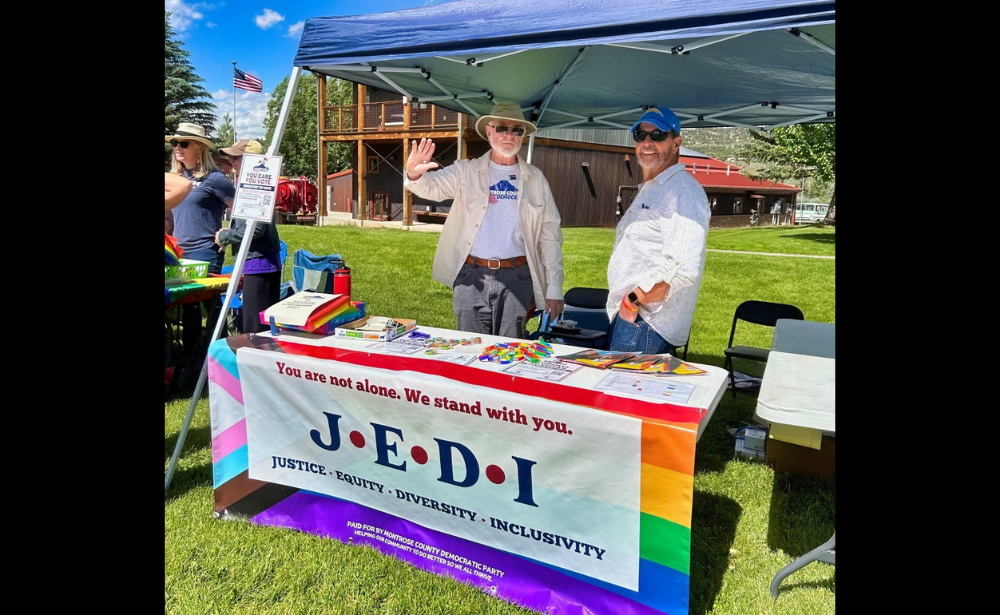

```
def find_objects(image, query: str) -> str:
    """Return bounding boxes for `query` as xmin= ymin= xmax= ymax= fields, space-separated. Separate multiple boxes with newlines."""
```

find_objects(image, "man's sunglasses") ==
xmin=170 ymin=140 xmax=192 ymax=148
xmin=491 ymin=124 xmax=526 ymax=137
xmin=632 ymin=129 xmax=675 ymax=143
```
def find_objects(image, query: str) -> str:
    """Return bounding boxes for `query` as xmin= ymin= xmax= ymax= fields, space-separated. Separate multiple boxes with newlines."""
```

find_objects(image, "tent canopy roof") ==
xmin=294 ymin=0 xmax=835 ymax=131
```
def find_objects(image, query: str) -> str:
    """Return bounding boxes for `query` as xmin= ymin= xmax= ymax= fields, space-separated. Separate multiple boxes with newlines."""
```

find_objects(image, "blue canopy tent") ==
xmin=292 ymin=0 xmax=835 ymax=132
xmin=168 ymin=0 xmax=835 ymax=489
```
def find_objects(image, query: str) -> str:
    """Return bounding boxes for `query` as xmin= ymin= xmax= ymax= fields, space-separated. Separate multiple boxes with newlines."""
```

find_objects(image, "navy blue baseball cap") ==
xmin=630 ymin=107 xmax=681 ymax=134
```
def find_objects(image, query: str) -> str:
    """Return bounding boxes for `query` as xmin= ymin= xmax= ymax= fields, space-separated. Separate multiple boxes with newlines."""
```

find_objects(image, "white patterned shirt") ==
xmin=606 ymin=161 xmax=711 ymax=346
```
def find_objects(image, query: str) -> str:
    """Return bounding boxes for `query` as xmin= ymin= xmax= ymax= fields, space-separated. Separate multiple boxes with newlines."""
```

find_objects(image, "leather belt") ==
xmin=465 ymin=255 xmax=528 ymax=270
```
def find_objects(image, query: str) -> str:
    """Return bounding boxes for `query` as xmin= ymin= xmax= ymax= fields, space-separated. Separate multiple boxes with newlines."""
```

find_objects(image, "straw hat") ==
xmin=165 ymin=122 xmax=215 ymax=149
xmin=220 ymin=138 xmax=263 ymax=157
xmin=474 ymin=101 xmax=537 ymax=140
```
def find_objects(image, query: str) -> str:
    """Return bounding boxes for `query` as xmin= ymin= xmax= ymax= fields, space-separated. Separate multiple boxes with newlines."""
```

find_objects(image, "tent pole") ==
xmin=165 ymin=66 xmax=305 ymax=492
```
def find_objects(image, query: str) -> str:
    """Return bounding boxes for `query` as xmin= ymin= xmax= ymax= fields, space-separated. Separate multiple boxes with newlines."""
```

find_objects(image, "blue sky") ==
xmin=166 ymin=1 xmax=443 ymax=142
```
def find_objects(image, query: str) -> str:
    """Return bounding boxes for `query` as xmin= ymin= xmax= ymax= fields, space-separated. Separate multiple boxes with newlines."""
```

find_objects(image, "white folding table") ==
xmin=753 ymin=319 xmax=835 ymax=598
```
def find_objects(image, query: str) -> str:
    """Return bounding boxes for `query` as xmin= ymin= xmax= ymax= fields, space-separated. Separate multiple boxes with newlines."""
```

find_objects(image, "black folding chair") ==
xmin=530 ymin=287 xmax=611 ymax=349
xmin=723 ymin=300 xmax=804 ymax=399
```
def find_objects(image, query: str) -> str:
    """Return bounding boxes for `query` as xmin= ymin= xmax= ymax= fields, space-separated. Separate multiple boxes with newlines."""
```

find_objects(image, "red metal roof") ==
xmin=326 ymin=169 xmax=352 ymax=180
xmin=680 ymin=155 xmax=800 ymax=192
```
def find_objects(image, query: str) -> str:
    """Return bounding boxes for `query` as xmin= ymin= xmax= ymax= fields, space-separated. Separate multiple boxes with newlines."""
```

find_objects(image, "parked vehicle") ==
xmin=794 ymin=202 xmax=829 ymax=224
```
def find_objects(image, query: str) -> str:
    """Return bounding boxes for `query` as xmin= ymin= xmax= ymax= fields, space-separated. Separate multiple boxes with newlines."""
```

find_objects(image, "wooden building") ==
xmin=315 ymin=79 xmax=800 ymax=228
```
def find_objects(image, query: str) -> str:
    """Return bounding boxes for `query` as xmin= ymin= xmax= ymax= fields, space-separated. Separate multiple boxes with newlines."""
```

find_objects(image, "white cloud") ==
xmin=165 ymin=1 xmax=203 ymax=32
xmin=287 ymin=21 xmax=304 ymax=37
xmin=212 ymin=88 xmax=272 ymax=141
xmin=255 ymin=8 xmax=284 ymax=29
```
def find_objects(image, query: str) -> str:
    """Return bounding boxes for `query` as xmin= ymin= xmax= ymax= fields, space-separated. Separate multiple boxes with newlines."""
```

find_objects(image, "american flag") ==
xmin=233 ymin=67 xmax=263 ymax=93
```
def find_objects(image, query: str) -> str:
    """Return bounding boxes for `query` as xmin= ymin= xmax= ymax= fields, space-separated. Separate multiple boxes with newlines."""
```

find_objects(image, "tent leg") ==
xmin=165 ymin=360 xmax=209 ymax=490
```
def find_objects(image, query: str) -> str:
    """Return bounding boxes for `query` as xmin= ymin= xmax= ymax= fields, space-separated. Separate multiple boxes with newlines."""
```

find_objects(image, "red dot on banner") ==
xmin=411 ymin=446 xmax=428 ymax=464
xmin=350 ymin=431 xmax=365 ymax=448
xmin=486 ymin=465 xmax=505 ymax=484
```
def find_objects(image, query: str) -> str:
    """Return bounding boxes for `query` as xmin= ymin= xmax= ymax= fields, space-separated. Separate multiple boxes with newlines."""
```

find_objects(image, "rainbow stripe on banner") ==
xmin=207 ymin=335 xmax=700 ymax=615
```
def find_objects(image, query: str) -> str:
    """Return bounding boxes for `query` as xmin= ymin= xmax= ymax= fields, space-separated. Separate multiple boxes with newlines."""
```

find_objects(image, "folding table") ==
xmin=202 ymin=326 xmax=729 ymax=615
xmin=165 ymin=275 xmax=234 ymax=366
xmin=753 ymin=319 xmax=835 ymax=598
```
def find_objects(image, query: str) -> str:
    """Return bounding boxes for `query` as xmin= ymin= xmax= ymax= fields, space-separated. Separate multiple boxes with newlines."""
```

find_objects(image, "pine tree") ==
xmin=216 ymin=113 xmax=236 ymax=150
xmin=165 ymin=10 xmax=217 ymax=140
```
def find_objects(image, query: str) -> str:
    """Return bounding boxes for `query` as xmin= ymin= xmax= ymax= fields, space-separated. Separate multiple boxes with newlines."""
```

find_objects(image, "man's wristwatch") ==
xmin=627 ymin=291 xmax=640 ymax=306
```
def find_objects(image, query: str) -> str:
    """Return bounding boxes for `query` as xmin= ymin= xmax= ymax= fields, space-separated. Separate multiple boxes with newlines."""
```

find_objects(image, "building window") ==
xmin=367 ymin=156 xmax=380 ymax=174
xmin=733 ymin=197 xmax=743 ymax=215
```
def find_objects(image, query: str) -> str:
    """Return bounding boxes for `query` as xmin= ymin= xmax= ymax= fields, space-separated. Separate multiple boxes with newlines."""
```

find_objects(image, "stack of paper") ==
xmin=559 ymin=351 xmax=709 ymax=376
xmin=261 ymin=292 xmax=366 ymax=334
xmin=557 ymin=349 xmax=638 ymax=369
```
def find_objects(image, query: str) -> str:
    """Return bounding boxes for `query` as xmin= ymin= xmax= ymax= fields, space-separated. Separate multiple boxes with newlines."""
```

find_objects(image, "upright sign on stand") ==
xmin=232 ymin=154 xmax=282 ymax=222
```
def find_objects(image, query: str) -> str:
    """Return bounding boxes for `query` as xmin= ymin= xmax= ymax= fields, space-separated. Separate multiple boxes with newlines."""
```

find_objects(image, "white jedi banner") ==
xmin=238 ymin=347 xmax=642 ymax=589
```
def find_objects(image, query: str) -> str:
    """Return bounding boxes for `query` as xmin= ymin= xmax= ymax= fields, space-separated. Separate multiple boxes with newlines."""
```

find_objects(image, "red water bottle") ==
xmin=334 ymin=267 xmax=351 ymax=299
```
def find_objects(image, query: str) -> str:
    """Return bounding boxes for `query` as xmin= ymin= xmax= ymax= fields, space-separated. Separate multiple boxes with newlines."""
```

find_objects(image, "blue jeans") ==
xmin=608 ymin=313 xmax=677 ymax=355
xmin=181 ymin=247 xmax=225 ymax=275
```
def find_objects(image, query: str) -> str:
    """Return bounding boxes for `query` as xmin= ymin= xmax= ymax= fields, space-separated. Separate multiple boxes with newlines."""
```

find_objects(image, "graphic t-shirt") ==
xmin=470 ymin=161 xmax=525 ymax=258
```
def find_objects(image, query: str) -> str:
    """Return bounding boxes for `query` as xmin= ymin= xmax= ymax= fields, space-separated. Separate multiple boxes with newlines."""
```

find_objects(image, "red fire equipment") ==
xmin=274 ymin=175 xmax=318 ymax=224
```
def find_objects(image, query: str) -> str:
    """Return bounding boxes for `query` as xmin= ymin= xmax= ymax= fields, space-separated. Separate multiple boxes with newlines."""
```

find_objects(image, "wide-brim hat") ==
xmin=220 ymin=138 xmax=263 ymax=157
xmin=474 ymin=101 xmax=537 ymax=140
xmin=165 ymin=122 xmax=215 ymax=149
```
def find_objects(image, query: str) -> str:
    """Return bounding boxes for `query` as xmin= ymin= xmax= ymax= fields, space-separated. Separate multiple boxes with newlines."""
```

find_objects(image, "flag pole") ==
xmin=232 ymin=61 xmax=238 ymax=142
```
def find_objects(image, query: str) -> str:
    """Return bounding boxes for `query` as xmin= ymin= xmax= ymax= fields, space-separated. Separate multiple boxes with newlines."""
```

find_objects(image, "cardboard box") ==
xmin=765 ymin=434 xmax=835 ymax=478
xmin=743 ymin=427 xmax=767 ymax=453
xmin=734 ymin=439 xmax=765 ymax=461
xmin=334 ymin=317 xmax=416 ymax=341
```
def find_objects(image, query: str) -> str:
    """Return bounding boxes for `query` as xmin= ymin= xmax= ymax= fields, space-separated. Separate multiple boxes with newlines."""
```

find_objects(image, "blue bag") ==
xmin=291 ymin=249 xmax=345 ymax=293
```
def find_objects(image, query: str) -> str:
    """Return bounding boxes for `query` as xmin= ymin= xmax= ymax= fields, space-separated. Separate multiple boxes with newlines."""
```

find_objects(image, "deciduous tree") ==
xmin=262 ymin=73 xmax=352 ymax=180
xmin=738 ymin=123 xmax=836 ymax=224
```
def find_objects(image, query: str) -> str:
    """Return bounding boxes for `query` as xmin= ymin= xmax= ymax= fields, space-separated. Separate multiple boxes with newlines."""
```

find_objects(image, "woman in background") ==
xmin=165 ymin=123 xmax=234 ymax=353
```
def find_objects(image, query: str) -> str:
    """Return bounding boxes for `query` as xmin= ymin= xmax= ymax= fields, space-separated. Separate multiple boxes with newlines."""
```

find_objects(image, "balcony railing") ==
xmin=321 ymin=102 xmax=460 ymax=134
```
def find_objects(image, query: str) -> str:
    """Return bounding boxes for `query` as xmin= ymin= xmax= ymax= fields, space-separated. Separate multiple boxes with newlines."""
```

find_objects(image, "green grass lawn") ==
xmin=167 ymin=224 xmax=835 ymax=614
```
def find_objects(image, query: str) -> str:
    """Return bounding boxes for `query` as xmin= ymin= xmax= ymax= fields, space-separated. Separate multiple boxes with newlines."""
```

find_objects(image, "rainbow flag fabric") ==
xmin=165 ymin=233 xmax=183 ymax=265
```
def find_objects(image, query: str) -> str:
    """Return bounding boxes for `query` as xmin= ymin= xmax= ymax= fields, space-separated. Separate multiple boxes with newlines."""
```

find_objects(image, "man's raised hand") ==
xmin=407 ymin=138 xmax=439 ymax=180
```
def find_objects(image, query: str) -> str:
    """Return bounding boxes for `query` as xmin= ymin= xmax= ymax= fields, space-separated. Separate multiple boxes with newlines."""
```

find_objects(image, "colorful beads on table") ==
xmin=478 ymin=341 xmax=553 ymax=363
xmin=424 ymin=336 xmax=481 ymax=351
